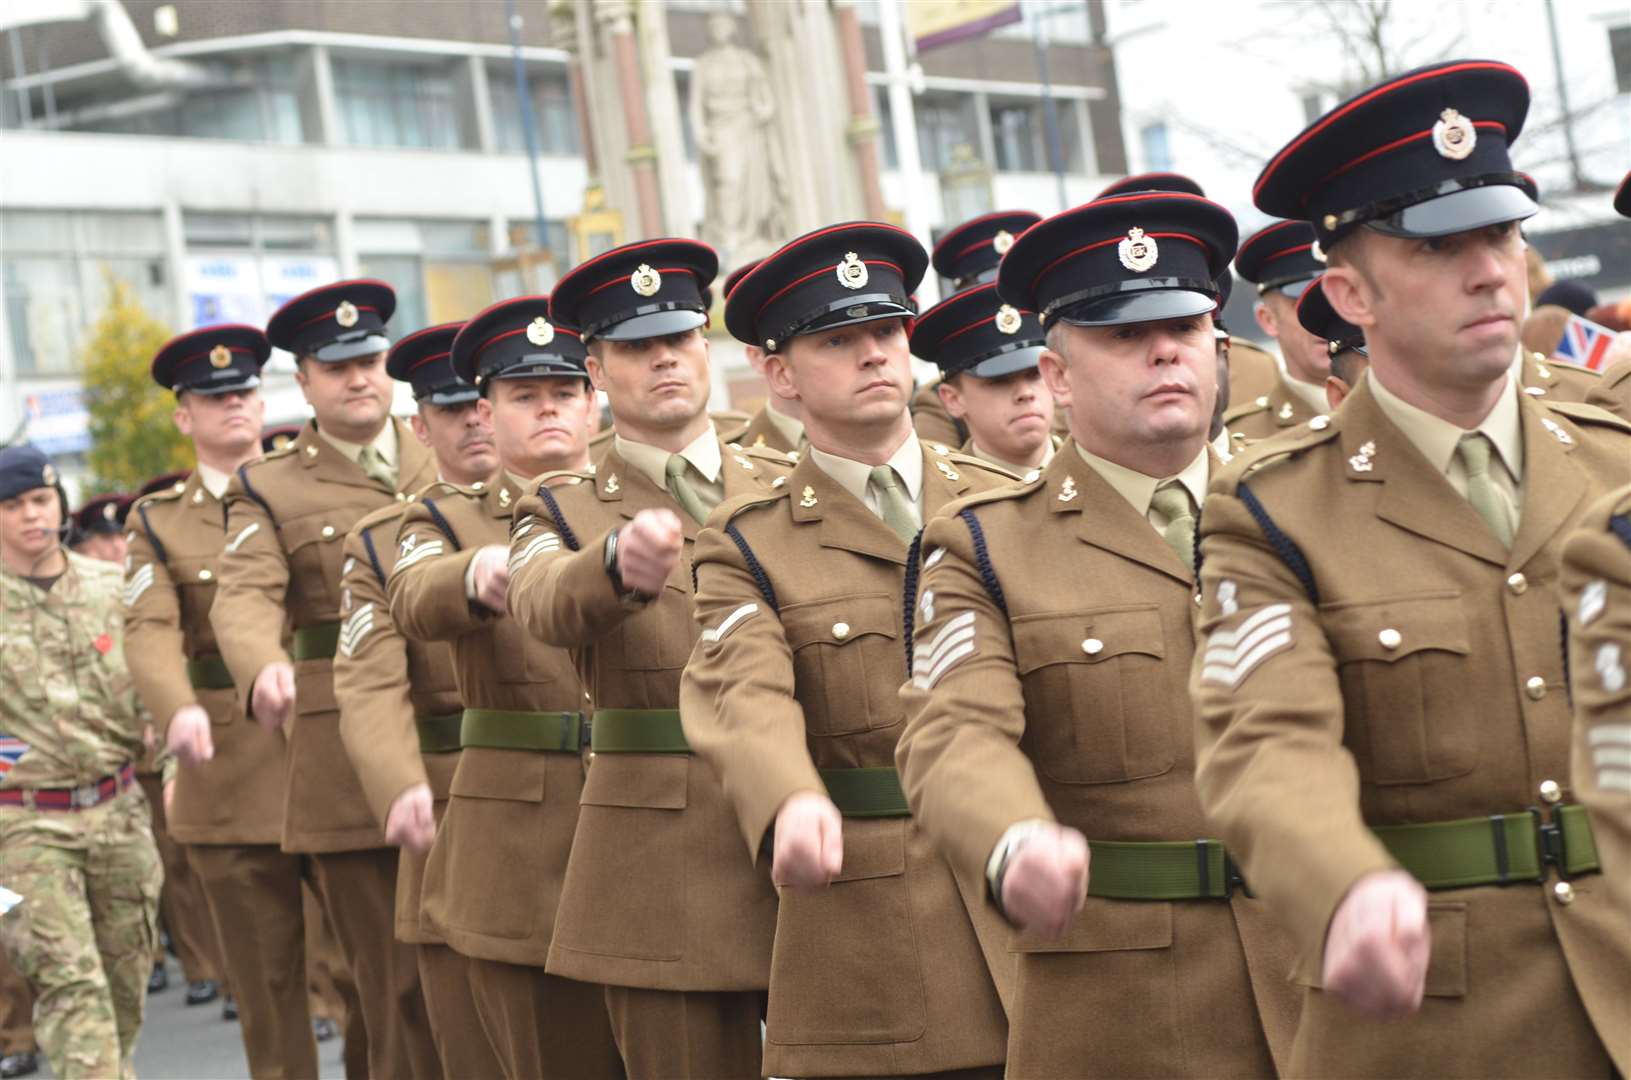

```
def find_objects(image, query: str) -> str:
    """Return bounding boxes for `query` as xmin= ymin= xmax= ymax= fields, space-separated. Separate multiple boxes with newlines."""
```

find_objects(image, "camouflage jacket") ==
xmin=0 ymin=550 xmax=144 ymax=787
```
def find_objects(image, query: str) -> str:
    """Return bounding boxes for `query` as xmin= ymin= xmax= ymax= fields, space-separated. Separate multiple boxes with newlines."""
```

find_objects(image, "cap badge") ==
xmin=995 ymin=304 xmax=1023 ymax=335
xmin=1432 ymin=108 xmax=1476 ymax=161
xmin=1118 ymin=227 xmax=1159 ymax=273
xmin=209 ymin=345 xmax=232 ymax=369
xmin=41 ymin=464 xmax=57 ymax=486
xmin=992 ymin=229 xmax=1015 ymax=255
xmin=102 ymin=502 xmax=117 ymax=521
xmin=836 ymin=251 xmax=869 ymax=290
xmin=631 ymin=264 xmax=662 ymax=297
xmin=335 ymin=300 xmax=360 ymax=328
xmin=499 ymin=487 xmax=512 ymax=508
xmin=1058 ymin=475 xmax=1078 ymax=502
xmin=1310 ymin=239 xmax=1327 ymax=264
xmin=1348 ymin=440 xmax=1376 ymax=473
xmin=934 ymin=459 xmax=960 ymax=481
xmin=526 ymin=317 xmax=555 ymax=347
xmin=799 ymin=485 xmax=818 ymax=508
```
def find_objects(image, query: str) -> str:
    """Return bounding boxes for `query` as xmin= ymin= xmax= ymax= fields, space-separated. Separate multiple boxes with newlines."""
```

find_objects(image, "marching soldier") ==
xmin=506 ymin=239 xmax=790 ymax=1078
xmin=681 ymin=223 xmax=1012 ymax=1078
xmin=124 ymin=326 xmax=318 ymax=1073
xmin=720 ymin=260 xmax=807 ymax=456
xmin=211 ymin=279 xmax=440 ymax=1079
xmin=1226 ymin=219 xmax=1330 ymax=441
xmin=896 ymin=192 xmax=1298 ymax=1076
xmin=332 ymin=323 xmax=498 ymax=1078
xmin=0 ymin=444 xmax=162 ymax=1080
xmin=388 ymin=297 xmax=621 ymax=1078
xmin=1192 ymin=60 xmax=1630 ymax=1075
xmin=1561 ymin=483 xmax=1631 ymax=919
xmin=1297 ymin=274 xmax=1370 ymax=410
xmin=67 ymin=495 xmax=130 ymax=564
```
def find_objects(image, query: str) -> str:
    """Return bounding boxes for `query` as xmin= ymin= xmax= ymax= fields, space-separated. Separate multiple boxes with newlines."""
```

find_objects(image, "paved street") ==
xmin=30 ymin=954 xmax=346 ymax=1080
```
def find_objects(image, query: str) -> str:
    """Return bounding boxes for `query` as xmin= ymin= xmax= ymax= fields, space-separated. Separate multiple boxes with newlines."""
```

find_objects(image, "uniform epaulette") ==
xmin=248 ymin=441 xmax=299 ymax=467
xmin=1221 ymin=396 xmax=1272 ymax=425
xmin=1225 ymin=415 xmax=1341 ymax=486
xmin=727 ymin=444 xmax=798 ymax=472
xmin=353 ymin=501 xmax=410 ymax=537
xmin=1542 ymin=399 xmax=1631 ymax=434
xmin=134 ymin=484 xmax=185 ymax=512
xmin=942 ymin=450 xmax=1029 ymax=484
xmin=937 ymin=467 xmax=1046 ymax=520
xmin=717 ymin=486 xmax=789 ymax=527
xmin=417 ymin=478 xmax=477 ymax=500
xmin=1534 ymin=351 xmax=1600 ymax=379
xmin=532 ymin=469 xmax=594 ymax=492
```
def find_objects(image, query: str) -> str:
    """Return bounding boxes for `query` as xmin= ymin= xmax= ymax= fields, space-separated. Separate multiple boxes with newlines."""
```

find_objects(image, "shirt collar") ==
xmin=1074 ymin=442 xmax=1210 ymax=516
xmin=1369 ymin=370 xmax=1524 ymax=480
xmin=318 ymin=420 xmax=398 ymax=467
xmin=614 ymin=423 xmax=722 ymax=491
xmin=1283 ymin=372 xmax=1329 ymax=414
xmin=808 ymin=430 xmax=924 ymax=505
xmin=764 ymin=403 xmax=805 ymax=448
xmin=195 ymin=462 xmax=231 ymax=499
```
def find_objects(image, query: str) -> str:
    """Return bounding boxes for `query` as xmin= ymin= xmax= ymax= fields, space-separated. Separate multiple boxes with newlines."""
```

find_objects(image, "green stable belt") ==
xmin=415 ymin=712 xmax=464 ymax=754
xmin=186 ymin=655 xmax=234 ymax=691
xmin=1372 ymin=805 xmax=1599 ymax=889
xmin=1085 ymin=839 xmax=1247 ymax=900
xmin=459 ymin=709 xmax=586 ymax=753
xmin=588 ymin=709 xmax=689 ymax=753
xmin=819 ymin=767 xmax=911 ymax=818
xmin=291 ymin=622 xmax=341 ymax=661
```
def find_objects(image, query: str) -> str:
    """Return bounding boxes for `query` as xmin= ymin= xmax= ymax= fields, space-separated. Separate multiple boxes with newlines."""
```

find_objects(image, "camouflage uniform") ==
xmin=0 ymin=550 xmax=162 ymax=1080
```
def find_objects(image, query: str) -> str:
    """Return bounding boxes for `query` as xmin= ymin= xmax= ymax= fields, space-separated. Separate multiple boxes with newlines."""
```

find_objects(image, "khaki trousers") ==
xmin=604 ymin=986 xmax=763 ymax=1080
xmin=467 ymin=956 xmax=621 ymax=1079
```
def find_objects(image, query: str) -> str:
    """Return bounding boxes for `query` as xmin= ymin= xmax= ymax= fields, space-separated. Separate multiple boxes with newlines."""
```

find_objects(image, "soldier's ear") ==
xmin=763 ymin=350 xmax=799 ymax=403
xmin=1038 ymin=347 xmax=1071 ymax=411
xmin=1321 ymin=266 xmax=1375 ymax=330
xmin=1252 ymin=298 xmax=1278 ymax=338
xmin=935 ymin=377 xmax=966 ymax=421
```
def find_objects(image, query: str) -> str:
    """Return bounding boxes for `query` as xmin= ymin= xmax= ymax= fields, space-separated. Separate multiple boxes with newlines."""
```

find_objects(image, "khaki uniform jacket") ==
xmin=1192 ymin=377 xmax=1631 ymax=1077
xmin=1224 ymin=336 xmax=1281 ymax=410
xmin=212 ymin=419 xmax=436 ymax=853
xmin=1222 ymin=367 xmax=1322 ymax=448
xmin=1520 ymin=349 xmax=1601 ymax=404
xmin=681 ymin=446 xmax=1012 ymax=1077
xmin=1561 ymin=484 xmax=1631 ymax=986
xmin=725 ymin=405 xmax=802 ymax=457
xmin=897 ymin=445 xmax=1298 ymax=1078
xmin=507 ymin=439 xmax=789 ymax=991
xmin=333 ymin=500 xmax=462 ymax=945
xmin=387 ymin=473 xmax=590 ymax=967
xmin=910 ymin=381 xmax=965 ymax=448
xmin=1585 ymin=357 xmax=1630 ymax=419
xmin=124 ymin=471 xmax=287 ymax=845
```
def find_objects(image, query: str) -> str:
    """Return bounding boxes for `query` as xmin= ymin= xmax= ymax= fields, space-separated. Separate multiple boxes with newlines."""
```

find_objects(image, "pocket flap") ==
xmin=1322 ymin=592 xmax=1470 ymax=663
xmin=579 ymin=754 xmax=688 ymax=810
xmin=449 ymin=747 xmax=547 ymax=803
xmin=1010 ymin=898 xmax=1173 ymax=953
xmin=832 ymin=818 xmax=907 ymax=882
xmin=283 ymin=513 xmax=346 ymax=553
xmin=1012 ymin=606 xmax=1166 ymax=674
xmin=1289 ymin=901 xmax=1466 ymax=998
xmin=782 ymin=593 xmax=898 ymax=650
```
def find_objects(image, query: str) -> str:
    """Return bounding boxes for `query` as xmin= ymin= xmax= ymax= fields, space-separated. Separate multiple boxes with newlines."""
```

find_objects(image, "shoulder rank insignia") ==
xmin=1058 ymin=475 xmax=1078 ymax=502
xmin=1348 ymin=440 xmax=1376 ymax=472
xmin=799 ymin=485 xmax=818 ymax=508
xmin=499 ymin=487 xmax=512 ymax=507
xmin=1277 ymin=401 xmax=1295 ymax=422
xmin=604 ymin=473 xmax=620 ymax=494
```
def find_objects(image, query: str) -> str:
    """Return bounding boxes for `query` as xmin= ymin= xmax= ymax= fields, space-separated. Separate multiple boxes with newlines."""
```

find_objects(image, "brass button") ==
xmin=1525 ymin=676 xmax=1546 ymax=700
xmin=1081 ymin=638 xmax=1104 ymax=656
xmin=1538 ymin=779 xmax=1562 ymax=804
xmin=1378 ymin=628 xmax=1402 ymax=650
xmin=472 ymin=481 xmax=484 ymax=491
xmin=1309 ymin=415 xmax=1331 ymax=431
xmin=586 ymin=751 xmax=596 ymax=763
xmin=1254 ymin=396 xmax=1268 ymax=407
xmin=321 ymin=525 xmax=335 ymax=538
xmin=305 ymin=445 xmax=318 ymax=457
xmin=832 ymin=622 xmax=850 ymax=641
xmin=395 ymin=492 xmax=406 ymax=502
xmin=1553 ymin=881 xmax=1575 ymax=905
xmin=1506 ymin=573 xmax=1527 ymax=595
xmin=1193 ymin=592 xmax=1203 ymax=607
xmin=197 ymin=569 xmax=212 ymax=581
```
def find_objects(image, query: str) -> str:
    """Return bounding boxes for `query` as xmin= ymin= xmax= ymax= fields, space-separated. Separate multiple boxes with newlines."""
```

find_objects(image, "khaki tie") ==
xmin=1150 ymin=481 xmax=1197 ymax=572
xmin=665 ymin=454 xmax=710 ymax=525
xmin=358 ymin=444 xmax=396 ymax=490
xmin=868 ymin=465 xmax=918 ymax=543
xmin=1456 ymin=433 xmax=1514 ymax=547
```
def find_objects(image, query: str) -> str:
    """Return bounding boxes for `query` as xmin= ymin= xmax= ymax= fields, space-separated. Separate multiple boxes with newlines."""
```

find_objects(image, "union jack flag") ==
xmin=1554 ymin=314 xmax=1616 ymax=372
xmin=0 ymin=737 xmax=28 ymax=777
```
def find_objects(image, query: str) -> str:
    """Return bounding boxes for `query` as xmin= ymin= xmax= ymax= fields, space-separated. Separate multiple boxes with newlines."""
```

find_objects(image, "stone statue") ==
xmin=689 ymin=12 xmax=787 ymax=265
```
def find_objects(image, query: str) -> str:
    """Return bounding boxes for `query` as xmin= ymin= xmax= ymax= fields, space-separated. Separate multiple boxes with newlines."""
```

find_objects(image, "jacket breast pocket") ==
xmin=1012 ymin=606 xmax=1176 ymax=784
xmin=283 ymin=515 xmax=347 ymax=614
xmin=1322 ymin=592 xmax=1477 ymax=784
xmin=607 ymin=589 xmax=694 ymax=673
xmin=782 ymin=594 xmax=901 ymax=737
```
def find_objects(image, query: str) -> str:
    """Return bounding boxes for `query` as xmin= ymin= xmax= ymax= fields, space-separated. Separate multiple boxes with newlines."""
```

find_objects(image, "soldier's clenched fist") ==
xmin=614 ymin=508 xmax=684 ymax=595
xmin=1322 ymin=870 xmax=1429 ymax=1019
xmin=1000 ymin=823 xmax=1090 ymax=937
xmin=251 ymin=661 xmax=296 ymax=729
xmin=772 ymin=790 xmax=844 ymax=891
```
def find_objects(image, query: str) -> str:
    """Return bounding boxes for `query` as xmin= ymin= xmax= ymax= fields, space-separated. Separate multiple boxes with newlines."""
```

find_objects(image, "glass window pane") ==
xmin=2 ymin=210 xmax=75 ymax=253
xmin=260 ymin=216 xmax=333 ymax=252
xmin=359 ymin=254 xmax=425 ymax=331
xmin=4 ymin=256 xmax=82 ymax=375
xmin=185 ymin=213 xmax=255 ymax=250
xmin=335 ymin=58 xmax=460 ymax=150
xmin=77 ymin=212 xmax=166 ymax=254
xmin=424 ymin=262 xmax=494 ymax=324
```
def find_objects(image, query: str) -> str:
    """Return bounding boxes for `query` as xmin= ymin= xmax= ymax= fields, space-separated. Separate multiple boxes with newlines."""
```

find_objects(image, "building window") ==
xmin=874 ymin=88 xmax=899 ymax=170
xmin=181 ymin=213 xmax=336 ymax=332
xmin=2 ymin=210 xmax=170 ymax=376
xmin=333 ymin=57 xmax=461 ymax=150
xmin=1611 ymin=25 xmax=1631 ymax=95
xmin=56 ymin=53 xmax=303 ymax=144
xmin=989 ymin=98 xmax=1082 ymax=173
xmin=1140 ymin=122 xmax=1172 ymax=171
xmin=491 ymin=64 xmax=578 ymax=155
xmin=917 ymin=93 xmax=979 ymax=172
xmin=357 ymin=219 xmax=498 ymax=333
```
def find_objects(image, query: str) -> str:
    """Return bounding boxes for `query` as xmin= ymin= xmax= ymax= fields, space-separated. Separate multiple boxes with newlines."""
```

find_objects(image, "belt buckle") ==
xmin=70 ymin=783 xmax=100 ymax=809
xmin=577 ymin=713 xmax=592 ymax=752
xmin=1530 ymin=806 xmax=1569 ymax=881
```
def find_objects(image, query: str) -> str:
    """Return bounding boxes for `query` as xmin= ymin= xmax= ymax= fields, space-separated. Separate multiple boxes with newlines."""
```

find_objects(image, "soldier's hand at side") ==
xmin=1001 ymin=824 xmax=1090 ymax=937
xmin=384 ymin=783 xmax=435 ymax=854
xmin=1322 ymin=869 xmax=1430 ymax=1019
xmin=771 ymin=790 xmax=844 ymax=891
xmin=469 ymin=545 xmax=510 ymax=614
xmin=615 ymin=510 xmax=684 ymax=596
xmin=163 ymin=778 xmax=176 ymax=816
xmin=252 ymin=661 xmax=296 ymax=729
xmin=166 ymin=704 xmax=215 ymax=766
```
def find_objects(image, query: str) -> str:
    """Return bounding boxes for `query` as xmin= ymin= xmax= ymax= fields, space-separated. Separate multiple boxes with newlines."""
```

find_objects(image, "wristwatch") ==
xmin=603 ymin=528 xmax=625 ymax=594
